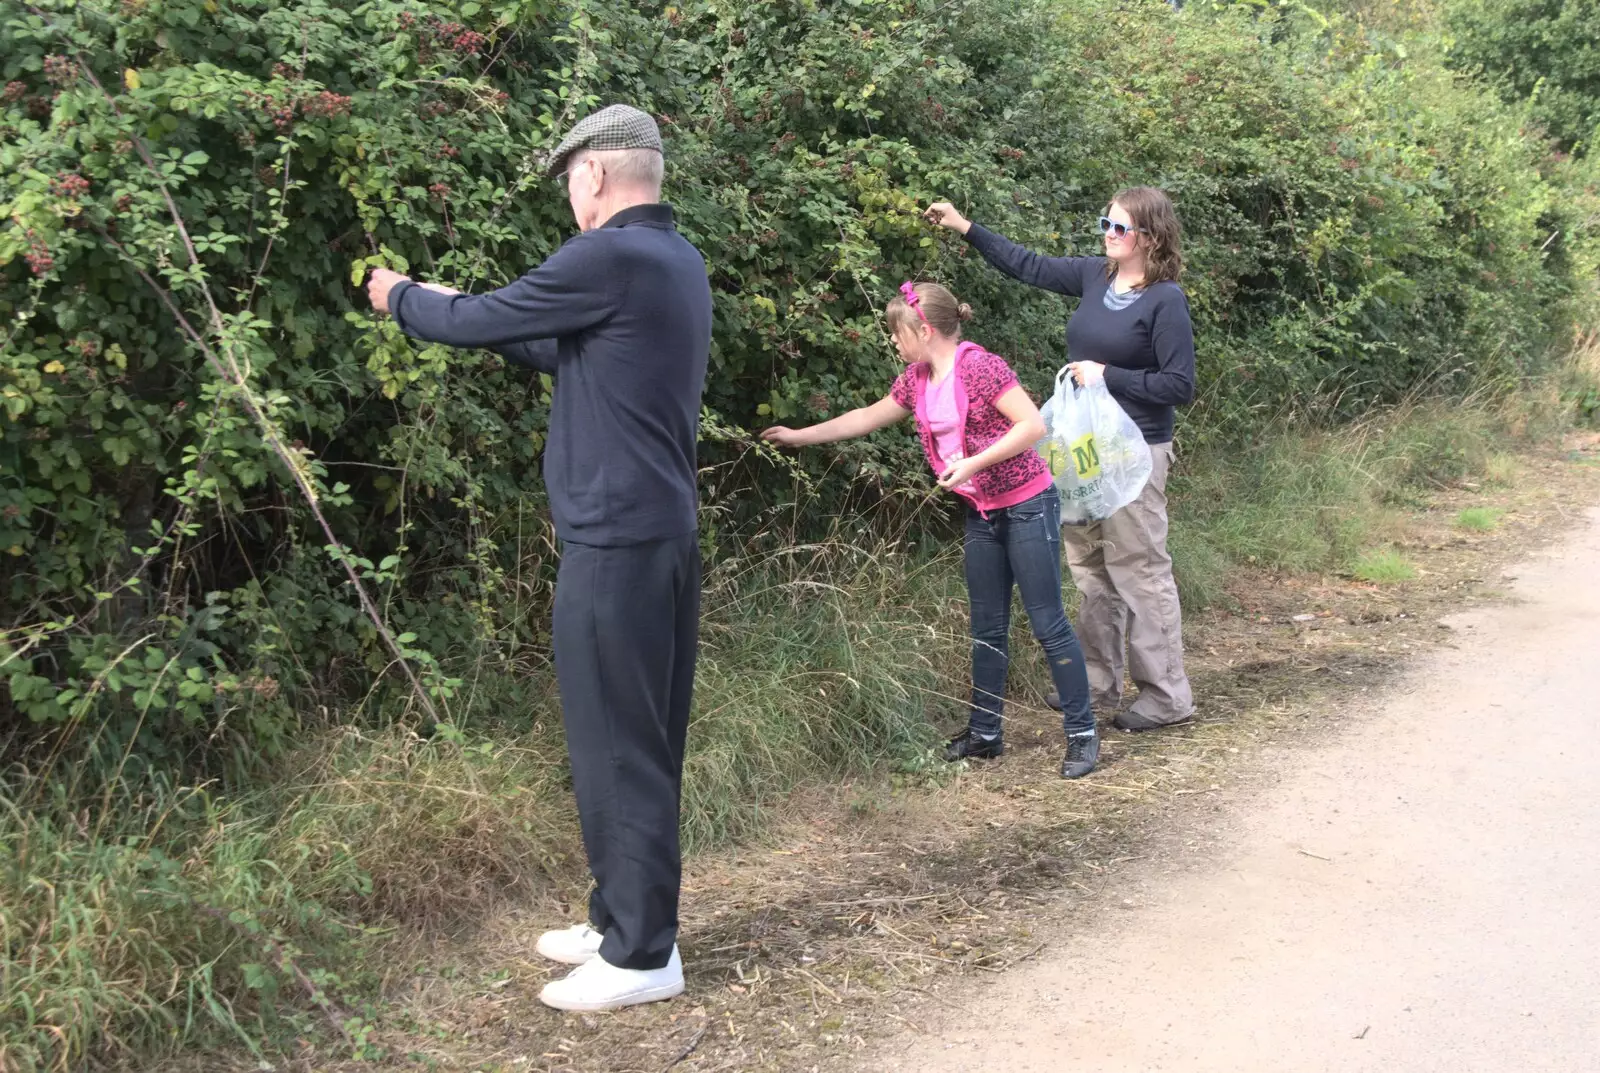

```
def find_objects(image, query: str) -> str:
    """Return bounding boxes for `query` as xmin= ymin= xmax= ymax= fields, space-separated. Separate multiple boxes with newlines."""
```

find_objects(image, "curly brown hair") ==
xmin=1106 ymin=186 xmax=1183 ymax=287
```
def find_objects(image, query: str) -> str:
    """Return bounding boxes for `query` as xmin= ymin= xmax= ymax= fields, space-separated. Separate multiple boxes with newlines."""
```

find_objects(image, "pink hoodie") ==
xmin=890 ymin=341 xmax=1054 ymax=513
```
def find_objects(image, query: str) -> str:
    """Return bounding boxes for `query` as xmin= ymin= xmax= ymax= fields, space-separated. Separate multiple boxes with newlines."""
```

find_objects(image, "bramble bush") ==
xmin=2 ymin=0 xmax=1591 ymax=765
xmin=3 ymin=0 xmax=1598 ymax=1066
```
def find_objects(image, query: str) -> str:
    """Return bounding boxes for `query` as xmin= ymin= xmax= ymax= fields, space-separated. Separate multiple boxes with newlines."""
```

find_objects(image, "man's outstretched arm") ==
xmin=365 ymin=237 xmax=620 ymax=349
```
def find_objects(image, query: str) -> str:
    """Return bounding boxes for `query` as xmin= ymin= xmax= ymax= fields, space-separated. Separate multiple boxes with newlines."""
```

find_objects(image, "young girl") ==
xmin=761 ymin=282 xmax=1099 ymax=779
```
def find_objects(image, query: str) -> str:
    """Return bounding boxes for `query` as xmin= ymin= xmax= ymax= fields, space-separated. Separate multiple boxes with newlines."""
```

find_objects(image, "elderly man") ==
xmin=365 ymin=104 xmax=711 ymax=1012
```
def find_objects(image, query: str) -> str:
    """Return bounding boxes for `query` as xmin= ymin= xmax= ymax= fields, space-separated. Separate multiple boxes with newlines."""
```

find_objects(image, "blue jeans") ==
xmin=964 ymin=487 xmax=1094 ymax=738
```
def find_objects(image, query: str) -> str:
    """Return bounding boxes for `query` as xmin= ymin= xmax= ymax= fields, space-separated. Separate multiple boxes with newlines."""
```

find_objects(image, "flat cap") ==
xmin=545 ymin=104 xmax=664 ymax=179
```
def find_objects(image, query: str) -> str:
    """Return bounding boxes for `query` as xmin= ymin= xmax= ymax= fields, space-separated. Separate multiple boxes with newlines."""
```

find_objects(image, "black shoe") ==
xmin=944 ymin=728 xmax=1003 ymax=762
xmin=1060 ymin=732 xmax=1100 ymax=779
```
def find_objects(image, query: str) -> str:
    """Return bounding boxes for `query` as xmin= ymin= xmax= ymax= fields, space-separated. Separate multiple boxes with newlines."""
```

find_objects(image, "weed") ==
xmin=1456 ymin=507 xmax=1506 ymax=531
xmin=1351 ymin=548 xmax=1419 ymax=583
xmin=1484 ymin=453 xmax=1520 ymax=487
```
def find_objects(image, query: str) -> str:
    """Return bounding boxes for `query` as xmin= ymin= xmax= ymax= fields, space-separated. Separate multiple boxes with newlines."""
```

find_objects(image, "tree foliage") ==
xmin=1445 ymin=0 xmax=1600 ymax=155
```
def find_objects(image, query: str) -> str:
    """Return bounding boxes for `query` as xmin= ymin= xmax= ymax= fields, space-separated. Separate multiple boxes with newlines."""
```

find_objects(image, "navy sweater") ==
xmin=966 ymin=224 xmax=1196 ymax=444
xmin=391 ymin=204 xmax=711 ymax=546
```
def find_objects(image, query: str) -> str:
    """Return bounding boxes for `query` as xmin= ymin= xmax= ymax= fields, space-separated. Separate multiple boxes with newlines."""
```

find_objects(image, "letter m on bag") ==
xmin=1070 ymin=433 xmax=1101 ymax=479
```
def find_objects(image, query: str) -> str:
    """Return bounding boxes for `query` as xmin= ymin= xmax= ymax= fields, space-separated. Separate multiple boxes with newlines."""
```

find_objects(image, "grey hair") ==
xmin=573 ymin=147 xmax=664 ymax=194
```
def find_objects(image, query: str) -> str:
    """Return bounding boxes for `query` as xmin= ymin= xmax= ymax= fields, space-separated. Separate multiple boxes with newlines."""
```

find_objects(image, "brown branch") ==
xmin=95 ymin=227 xmax=443 ymax=726
xmin=662 ymin=1022 xmax=710 ymax=1072
xmin=245 ymin=145 xmax=296 ymax=305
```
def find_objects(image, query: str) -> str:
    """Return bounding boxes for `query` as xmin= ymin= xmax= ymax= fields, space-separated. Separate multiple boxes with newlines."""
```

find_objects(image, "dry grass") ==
xmin=265 ymin=727 xmax=585 ymax=928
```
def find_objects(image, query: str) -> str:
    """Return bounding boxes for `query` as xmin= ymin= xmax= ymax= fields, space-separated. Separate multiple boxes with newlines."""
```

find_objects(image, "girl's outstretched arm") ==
xmin=761 ymin=395 xmax=910 ymax=448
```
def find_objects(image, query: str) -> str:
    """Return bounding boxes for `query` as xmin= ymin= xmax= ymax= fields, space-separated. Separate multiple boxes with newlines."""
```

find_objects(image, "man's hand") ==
xmin=365 ymin=267 xmax=411 ymax=314
xmin=923 ymin=201 xmax=972 ymax=236
xmin=1069 ymin=361 xmax=1106 ymax=388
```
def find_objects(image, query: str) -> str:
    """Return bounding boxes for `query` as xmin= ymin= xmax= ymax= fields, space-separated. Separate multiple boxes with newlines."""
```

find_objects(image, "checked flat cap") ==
xmin=545 ymin=104 xmax=664 ymax=179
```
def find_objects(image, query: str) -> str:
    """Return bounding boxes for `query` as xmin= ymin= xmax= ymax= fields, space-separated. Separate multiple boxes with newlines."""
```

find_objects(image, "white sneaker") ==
xmin=536 ymin=923 xmax=606 ymax=966
xmin=538 ymin=946 xmax=684 ymax=1012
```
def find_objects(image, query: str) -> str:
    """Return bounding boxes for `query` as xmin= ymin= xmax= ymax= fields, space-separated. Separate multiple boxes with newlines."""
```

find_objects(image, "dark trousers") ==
xmin=553 ymin=534 xmax=700 ymax=971
xmin=964 ymin=487 xmax=1094 ymax=738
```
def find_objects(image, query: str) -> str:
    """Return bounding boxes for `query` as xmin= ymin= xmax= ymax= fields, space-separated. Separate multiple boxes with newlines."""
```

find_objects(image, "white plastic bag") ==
xmin=1036 ymin=368 xmax=1153 ymax=525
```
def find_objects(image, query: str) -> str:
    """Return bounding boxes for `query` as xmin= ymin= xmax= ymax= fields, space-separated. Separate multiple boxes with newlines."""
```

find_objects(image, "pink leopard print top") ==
xmin=890 ymin=342 xmax=1053 ymax=510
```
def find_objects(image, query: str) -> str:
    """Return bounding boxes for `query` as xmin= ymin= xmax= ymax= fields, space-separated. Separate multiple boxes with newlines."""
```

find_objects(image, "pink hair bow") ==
xmin=899 ymin=281 xmax=930 ymax=326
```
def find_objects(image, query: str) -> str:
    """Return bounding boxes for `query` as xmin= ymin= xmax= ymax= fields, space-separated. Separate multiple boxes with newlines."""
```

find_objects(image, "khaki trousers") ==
xmin=1062 ymin=442 xmax=1194 ymax=723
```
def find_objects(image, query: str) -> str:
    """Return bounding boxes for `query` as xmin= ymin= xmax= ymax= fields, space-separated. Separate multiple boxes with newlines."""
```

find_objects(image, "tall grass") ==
xmin=1165 ymin=345 xmax=1600 ymax=609
xmin=688 ymin=535 xmax=963 ymax=849
xmin=0 ymin=773 xmax=355 ymax=1071
xmin=4 ymin=340 xmax=1598 ymax=1070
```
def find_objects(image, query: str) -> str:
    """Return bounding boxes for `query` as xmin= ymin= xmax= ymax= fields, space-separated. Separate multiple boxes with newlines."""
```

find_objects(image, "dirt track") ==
xmin=874 ymin=505 xmax=1600 ymax=1073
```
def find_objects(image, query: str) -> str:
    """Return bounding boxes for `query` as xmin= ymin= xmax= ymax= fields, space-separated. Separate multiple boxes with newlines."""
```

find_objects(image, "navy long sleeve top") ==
xmin=965 ymin=224 xmax=1196 ymax=444
xmin=390 ymin=204 xmax=712 ymax=546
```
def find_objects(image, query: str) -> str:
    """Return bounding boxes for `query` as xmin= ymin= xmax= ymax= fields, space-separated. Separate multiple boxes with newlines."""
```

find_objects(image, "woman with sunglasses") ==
xmin=760 ymin=282 xmax=1100 ymax=779
xmin=924 ymin=188 xmax=1196 ymax=732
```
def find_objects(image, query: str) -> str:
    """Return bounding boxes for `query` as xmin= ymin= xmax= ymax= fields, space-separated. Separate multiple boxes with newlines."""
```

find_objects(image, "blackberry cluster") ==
xmin=24 ymin=231 xmax=53 ymax=276
xmin=302 ymin=91 xmax=353 ymax=119
xmin=52 ymin=172 xmax=91 ymax=198
xmin=42 ymin=54 xmax=76 ymax=86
